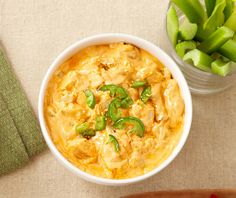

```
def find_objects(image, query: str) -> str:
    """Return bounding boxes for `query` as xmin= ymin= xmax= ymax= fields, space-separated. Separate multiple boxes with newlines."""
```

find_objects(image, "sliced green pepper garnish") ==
xmin=120 ymin=97 xmax=134 ymax=109
xmin=198 ymin=26 xmax=234 ymax=54
xmin=95 ymin=115 xmax=106 ymax=131
xmin=141 ymin=86 xmax=152 ymax=103
xmin=108 ymin=134 xmax=120 ymax=152
xmin=114 ymin=116 xmax=145 ymax=138
xmin=172 ymin=0 xmax=207 ymax=24
xmin=183 ymin=49 xmax=214 ymax=72
xmin=167 ymin=5 xmax=179 ymax=46
xmin=211 ymin=59 xmax=232 ymax=76
xmin=176 ymin=41 xmax=197 ymax=58
xmin=203 ymin=0 xmax=226 ymax=34
xmin=84 ymin=90 xmax=96 ymax=109
xmin=81 ymin=129 xmax=96 ymax=138
xmin=75 ymin=123 xmax=95 ymax=138
xmin=99 ymin=84 xmax=128 ymax=99
xmin=108 ymin=98 xmax=122 ymax=122
xmin=75 ymin=122 xmax=89 ymax=134
xmin=131 ymin=80 xmax=147 ymax=88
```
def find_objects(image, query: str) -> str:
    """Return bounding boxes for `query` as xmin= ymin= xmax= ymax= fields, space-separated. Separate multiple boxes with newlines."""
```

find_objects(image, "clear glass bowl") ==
xmin=165 ymin=2 xmax=236 ymax=95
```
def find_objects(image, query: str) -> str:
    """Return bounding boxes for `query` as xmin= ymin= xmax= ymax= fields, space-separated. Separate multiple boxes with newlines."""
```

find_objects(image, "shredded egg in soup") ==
xmin=44 ymin=43 xmax=185 ymax=179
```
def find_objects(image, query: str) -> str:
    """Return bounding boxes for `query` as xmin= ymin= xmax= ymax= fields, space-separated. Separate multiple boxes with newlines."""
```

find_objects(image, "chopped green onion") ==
xmin=183 ymin=49 xmax=214 ymax=72
xmin=211 ymin=59 xmax=232 ymax=76
xmin=131 ymin=80 xmax=147 ymax=88
xmin=176 ymin=41 xmax=197 ymax=58
xmin=198 ymin=26 xmax=234 ymax=54
xmin=114 ymin=116 xmax=145 ymax=138
xmin=141 ymin=86 xmax=152 ymax=103
xmin=179 ymin=18 xmax=198 ymax=40
xmin=84 ymin=90 xmax=96 ymax=109
xmin=167 ymin=5 xmax=179 ymax=46
xmin=95 ymin=115 xmax=106 ymax=131
xmin=108 ymin=135 xmax=120 ymax=152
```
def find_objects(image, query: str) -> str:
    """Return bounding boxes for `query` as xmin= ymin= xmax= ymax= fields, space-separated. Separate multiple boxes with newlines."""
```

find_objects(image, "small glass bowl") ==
xmin=165 ymin=2 xmax=236 ymax=95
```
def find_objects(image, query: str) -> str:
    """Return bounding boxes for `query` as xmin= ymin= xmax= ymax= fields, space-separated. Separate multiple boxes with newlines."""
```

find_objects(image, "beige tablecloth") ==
xmin=0 ymin=0 xmax=236 ymax=197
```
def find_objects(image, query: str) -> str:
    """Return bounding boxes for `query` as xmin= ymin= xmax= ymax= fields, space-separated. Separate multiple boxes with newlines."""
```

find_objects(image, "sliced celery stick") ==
xmin=218 ymin=39 xmax=236 ymax=62
xmin=172 ymin=0 xmax=207 ymax=24
xmin=233 ymin=35 xmax=236 ymax=41
xmin=211 ymin=59 xmax=232 ymax=76
xmin=183 ymin=49 xmax=214 ymax=72
xmin=205 ymin=0 xmax=216 ymax=17
xmin=176 ymin=41 xmax=196 ymax=58
xmin=224 ymin=6 xmax=236 ymax=31
xmin=198 ymin=26 xmax=234 ymax=54
xmin=203 ymin=0 xmax=226 ymax=34
xmin=195 ymin=25 xmax=212 ymax=41
xmin=167 ymin=6 xmax=179 ymax=46
xmin=224 ymin=0 xmax=234 ymax=20
xmin=179 ymin=18 xmax=198 ymax=40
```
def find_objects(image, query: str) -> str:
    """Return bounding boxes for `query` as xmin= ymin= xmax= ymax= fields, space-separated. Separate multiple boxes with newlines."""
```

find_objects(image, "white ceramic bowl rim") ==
xmin=38 ymin=33 xmax=192 ymax=185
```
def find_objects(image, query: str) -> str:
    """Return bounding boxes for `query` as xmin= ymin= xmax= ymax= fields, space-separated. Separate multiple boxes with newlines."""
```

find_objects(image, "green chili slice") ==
xmin=75 ymin=123 xmax=95 ymax=138
xmin=141 ymin=86 xmax=152 ymax=103
xmin=120 ymin=97 xmax=134 ymax=109
xmin=95 ymin=115 xmax=106 ymax=131
xmin=84 ymin=90 xmax=96 ymax=109
xmin=81 ymin=129 xmax=96 ymax=138
xmin=131 ymin=80 xmax=147 ymax=88
xmin=114 ymin=116 xmax=145 ymax=138
xmin=108 ymin=134 xmax=120 ymax=152
xmin=108 ymin=98 xmax=122 ymax=122
xmin=99 ymin=84 xmax=128 ymax=99
xmin=75 ymin=122 xmax=89 ymax=134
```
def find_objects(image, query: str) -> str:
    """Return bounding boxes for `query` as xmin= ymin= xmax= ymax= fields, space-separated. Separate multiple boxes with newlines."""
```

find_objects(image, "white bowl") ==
xmin=38 ymin=33 xmax=192 ymax=186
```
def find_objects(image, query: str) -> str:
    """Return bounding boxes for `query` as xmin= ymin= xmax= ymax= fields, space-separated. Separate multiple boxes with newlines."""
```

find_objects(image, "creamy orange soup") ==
xmin=44 ymin=43 xmax=185 ymax=179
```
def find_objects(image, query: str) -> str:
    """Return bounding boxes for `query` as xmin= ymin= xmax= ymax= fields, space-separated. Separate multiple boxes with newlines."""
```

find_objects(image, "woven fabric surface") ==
xmin=0 ymin=44 xmax=46 ymax=175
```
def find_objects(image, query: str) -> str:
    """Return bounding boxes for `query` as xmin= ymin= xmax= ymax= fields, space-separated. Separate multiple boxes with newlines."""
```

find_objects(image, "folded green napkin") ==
xmin=0 ymin=44 xmax=46 ymax=175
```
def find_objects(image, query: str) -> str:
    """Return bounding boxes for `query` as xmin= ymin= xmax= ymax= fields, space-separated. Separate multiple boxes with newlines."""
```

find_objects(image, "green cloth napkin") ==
xmin=0 ymin=44 xmax=46 ymax=175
